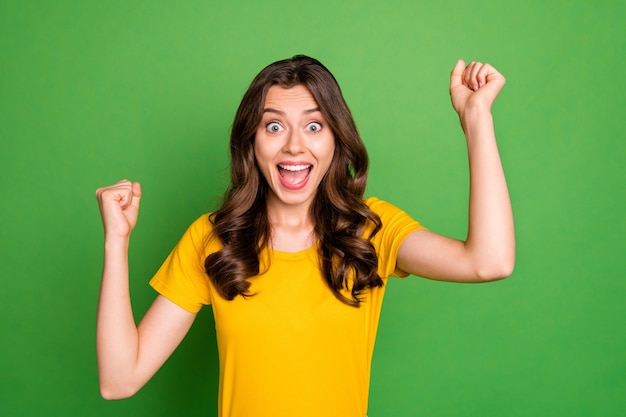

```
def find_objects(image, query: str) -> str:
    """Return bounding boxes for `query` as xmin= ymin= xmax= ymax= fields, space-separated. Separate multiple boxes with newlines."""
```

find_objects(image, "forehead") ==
xmin=263 ymin=84 xmax=319 ymax=110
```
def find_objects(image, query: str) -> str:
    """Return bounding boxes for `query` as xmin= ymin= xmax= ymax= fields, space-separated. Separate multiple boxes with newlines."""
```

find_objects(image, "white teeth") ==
xmin=278 ymin=164 xmax=311 ymax=171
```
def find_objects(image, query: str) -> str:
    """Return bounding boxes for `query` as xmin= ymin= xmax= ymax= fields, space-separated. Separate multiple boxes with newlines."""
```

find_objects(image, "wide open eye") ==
xmin=266 ymin=122 xmax=284 ymax=133
xmin=306 ymin=122 xmax=322 ymax=132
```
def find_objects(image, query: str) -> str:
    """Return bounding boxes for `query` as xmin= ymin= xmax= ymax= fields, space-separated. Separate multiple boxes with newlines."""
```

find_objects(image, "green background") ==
xmin=1 ymin=0 xmax=624 ymax=416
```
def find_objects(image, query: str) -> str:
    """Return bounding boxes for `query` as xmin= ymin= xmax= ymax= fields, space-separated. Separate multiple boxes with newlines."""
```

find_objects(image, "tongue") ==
xmin=279 ymin=167 xmax=309 ymax=185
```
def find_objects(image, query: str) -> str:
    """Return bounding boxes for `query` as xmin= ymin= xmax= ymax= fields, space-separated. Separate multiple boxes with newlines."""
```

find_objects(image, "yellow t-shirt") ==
xmin=150 ymin=197 xmax=424 ymax=417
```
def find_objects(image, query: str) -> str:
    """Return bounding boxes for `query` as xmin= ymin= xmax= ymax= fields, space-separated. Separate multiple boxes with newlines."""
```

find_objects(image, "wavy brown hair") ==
xmin=205 ymin=55 xmax=382 ymax=306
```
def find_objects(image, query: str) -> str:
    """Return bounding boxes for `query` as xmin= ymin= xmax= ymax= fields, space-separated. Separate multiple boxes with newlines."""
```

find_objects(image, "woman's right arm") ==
xmin=96 ymin=180 xmax=196 ymax=399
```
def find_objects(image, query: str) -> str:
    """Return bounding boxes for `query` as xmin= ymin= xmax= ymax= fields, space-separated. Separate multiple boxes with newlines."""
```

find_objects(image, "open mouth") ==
xmin=277 ymin=164 xmax=312 ymax=188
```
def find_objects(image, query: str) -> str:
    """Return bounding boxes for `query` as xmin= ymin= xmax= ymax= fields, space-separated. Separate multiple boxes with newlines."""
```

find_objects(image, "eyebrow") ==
xmin=262 ymin=107 xmax=321 ymax=115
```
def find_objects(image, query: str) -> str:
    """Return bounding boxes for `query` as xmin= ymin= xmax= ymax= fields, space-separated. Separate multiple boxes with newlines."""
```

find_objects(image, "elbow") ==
xmin=99 ymin=380 xmax=140 ymax=400
xmin=478 ymin=265 xmax=514 ymax=282
xmin=96 ymin=359 xmax=146 ymax=400
xmin=475 ymin=257 xmax=515 ymax=282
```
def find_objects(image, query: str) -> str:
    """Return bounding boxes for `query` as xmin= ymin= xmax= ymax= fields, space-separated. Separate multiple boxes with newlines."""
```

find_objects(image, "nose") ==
xmin=283 ymin=130 xmax=305 ymax=154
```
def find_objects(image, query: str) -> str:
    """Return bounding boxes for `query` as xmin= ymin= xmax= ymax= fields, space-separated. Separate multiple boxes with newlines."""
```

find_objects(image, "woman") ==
xmin=95 ymin=55 xmax=514 ymax=417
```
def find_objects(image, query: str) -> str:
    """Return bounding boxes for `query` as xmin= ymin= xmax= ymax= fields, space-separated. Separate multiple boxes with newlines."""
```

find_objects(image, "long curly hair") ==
xmin=205 ymin=55 xmax=382 ymax=306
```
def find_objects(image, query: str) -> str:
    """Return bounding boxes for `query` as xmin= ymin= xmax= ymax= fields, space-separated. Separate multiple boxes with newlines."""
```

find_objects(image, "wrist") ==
xmin=460 ymin=107 xmax=494 ymax=134
xmin=104 ymin=236 xmax=130 ymax=252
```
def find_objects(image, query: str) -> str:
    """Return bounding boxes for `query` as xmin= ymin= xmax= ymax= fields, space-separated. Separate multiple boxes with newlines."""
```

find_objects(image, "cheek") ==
xmin=254 ymin=135 xmax=280 ymax=158
xmin=322 ymin=141 xmax=336 ymax=164
xmin=253 ymin=141 xmax=275 ymax=178
xmin=312 ymin=134 xmax=335 ymax=155
xmin=253 ymin=140 xmax=267 ymax=162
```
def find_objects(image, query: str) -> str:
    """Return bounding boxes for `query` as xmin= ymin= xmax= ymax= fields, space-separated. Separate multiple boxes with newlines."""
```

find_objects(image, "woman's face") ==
xmin=254 ymin=84 xmax=335 ymax=212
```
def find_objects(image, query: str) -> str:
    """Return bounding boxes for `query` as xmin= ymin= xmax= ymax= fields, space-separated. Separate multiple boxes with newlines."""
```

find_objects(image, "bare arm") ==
xmin=96 ymin=180 xmax=196 ymax=399
xmin=397 ymin=60 xmax=515 ymax=282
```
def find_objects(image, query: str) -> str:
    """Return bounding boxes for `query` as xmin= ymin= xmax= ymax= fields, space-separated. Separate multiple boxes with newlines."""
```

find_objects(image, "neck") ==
xmin=265 ymin=194 xmax=313 ymax=228
xmin=265 ymin=196 xmax=316 ymax=252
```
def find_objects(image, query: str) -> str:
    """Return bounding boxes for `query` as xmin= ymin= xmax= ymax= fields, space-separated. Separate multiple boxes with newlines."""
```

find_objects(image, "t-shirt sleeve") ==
xmin=149 ymin=214 xmax=214 ymax=313
xmin=366 ymin=197 xmax=426 ymax=278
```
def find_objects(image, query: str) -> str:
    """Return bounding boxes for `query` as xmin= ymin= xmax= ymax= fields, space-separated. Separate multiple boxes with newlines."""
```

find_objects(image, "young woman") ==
xmin=95 ymin=55 xmax=514 ymax=417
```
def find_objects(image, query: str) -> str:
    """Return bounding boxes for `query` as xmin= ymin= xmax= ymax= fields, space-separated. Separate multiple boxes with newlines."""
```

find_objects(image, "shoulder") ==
xmin=365 ymin=196 xmax=393 ymax=212
xmin=363 ymin=196 xmax=426 ymax=239
xmin=187 ymin=212 xmax=213 ymax=232
xmin=183 ymin=213 xmax=213 ymax=240
xmin=365 ymin=197 xmax=417 ymax=223
xmin=362 ymin=197 xmax=425 ymax=278
xmin=177 ymin=213 xmax=222 ymax=256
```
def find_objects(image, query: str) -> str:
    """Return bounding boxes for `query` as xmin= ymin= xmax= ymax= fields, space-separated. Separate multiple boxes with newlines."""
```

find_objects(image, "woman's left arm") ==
xmin=396 ymin=60 xmax=515 ymax=282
